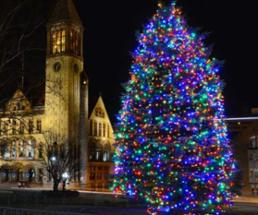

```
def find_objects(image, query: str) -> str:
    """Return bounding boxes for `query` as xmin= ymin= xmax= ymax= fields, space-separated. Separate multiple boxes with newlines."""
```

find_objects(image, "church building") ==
xmin=0 ymin=0 xmax=114 ymax=191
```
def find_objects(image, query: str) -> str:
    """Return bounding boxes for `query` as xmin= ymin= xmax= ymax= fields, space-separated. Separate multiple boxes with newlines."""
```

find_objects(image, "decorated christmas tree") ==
xmin=113 ymin=1 xmax=235 ymax=214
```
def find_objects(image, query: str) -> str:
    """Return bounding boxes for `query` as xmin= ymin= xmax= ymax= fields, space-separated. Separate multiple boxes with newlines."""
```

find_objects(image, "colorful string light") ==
xmin=113 ymin=1 xmax=235 ymax=214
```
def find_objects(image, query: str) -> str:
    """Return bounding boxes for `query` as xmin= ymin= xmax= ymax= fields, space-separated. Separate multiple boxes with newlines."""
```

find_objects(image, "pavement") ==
xmin=0 ymin=183 xmax=258 ymax=214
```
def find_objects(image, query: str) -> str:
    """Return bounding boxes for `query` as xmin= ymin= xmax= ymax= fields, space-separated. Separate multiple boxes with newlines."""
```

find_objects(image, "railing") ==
xmin=0 ymin=207 xmax=91 ymax=215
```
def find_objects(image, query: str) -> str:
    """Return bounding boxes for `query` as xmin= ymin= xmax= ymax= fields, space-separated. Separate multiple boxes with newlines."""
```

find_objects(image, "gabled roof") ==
xmin=5 ymin=89 xmax=32 ymax=113
xmin=48 ymin=0 xmax=83 ymax=27
xmin=89 ymin=96 xmax=114 ymax=134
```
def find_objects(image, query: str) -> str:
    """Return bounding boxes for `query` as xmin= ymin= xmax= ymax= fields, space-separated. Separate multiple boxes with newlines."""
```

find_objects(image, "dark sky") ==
xmin=76 ymin=0 xmax=258 ymax=121
xmin=1 ymin=0 xmax=258 ymax=122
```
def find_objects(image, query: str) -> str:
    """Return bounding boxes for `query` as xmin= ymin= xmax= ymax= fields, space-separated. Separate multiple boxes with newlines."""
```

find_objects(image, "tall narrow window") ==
xmin=38 ymin=144 xmax=43 ymax=159
xmin=99 ymin=123 xmax=102 ymax=137
xmin=107 ymin=125 xmax=110 ymax=138
xmin=28 ymin=120 xmax=33 ymax=134
xmin=12 ymin=120 xmax=16 ymax=135
xmin=51 ymin=28 xmax=66 ymax=54
xmin=37 ymin=120 xmax=42 ymax=133
xmin=103 ymin=123 xmax=106 ymax=137
xmin=94 ymin=121 xmax=97 ymax=136
xmin=70 ymin=28 xmax=81 ymax=56
xmin=20 ymin=123 xmax=24 ymax=134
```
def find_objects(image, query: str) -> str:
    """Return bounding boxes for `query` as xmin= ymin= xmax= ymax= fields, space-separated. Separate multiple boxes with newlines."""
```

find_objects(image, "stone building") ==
xmin=87 ymin=96 xmax=114 ymax=191
xmin=227 ymin=115 xmax=258 ymax=195
xmin=0 ymin=0 xmax=114 ymax=190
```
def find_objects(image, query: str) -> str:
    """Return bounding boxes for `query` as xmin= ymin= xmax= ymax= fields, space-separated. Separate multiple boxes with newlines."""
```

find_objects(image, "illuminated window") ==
xmin=70 ymin=28 xmax=81 ymax=56
xmin=51 ymin=28 xmax=66 ymax=54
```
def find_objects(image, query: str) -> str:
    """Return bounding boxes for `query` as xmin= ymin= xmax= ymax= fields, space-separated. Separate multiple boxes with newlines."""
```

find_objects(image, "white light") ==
xmin=51 ymin=156 xmax=56 ymax=162
xmin=62 ymin=172 xmax=69 ymax=179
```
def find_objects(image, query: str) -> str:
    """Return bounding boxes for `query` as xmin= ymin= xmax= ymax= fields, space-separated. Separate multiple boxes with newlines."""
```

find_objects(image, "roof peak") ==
xmin=48 ymin=0 xmax=83 ymax=26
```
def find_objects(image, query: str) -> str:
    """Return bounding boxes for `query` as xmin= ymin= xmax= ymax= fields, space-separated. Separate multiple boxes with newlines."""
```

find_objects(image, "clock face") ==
xmin=53 ymin=62 xmax=61 ymax=72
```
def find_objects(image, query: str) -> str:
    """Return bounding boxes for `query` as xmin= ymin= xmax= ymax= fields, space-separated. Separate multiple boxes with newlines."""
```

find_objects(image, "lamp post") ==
xmin=62 ymin=172 xmax=69 ymax=191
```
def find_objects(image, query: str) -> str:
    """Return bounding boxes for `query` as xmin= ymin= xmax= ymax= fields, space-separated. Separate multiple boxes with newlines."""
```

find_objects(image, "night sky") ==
xmin=1 ymin=0 xmax=258 ymax=123
xmin=77 ymin=0 xmax=258 ymax=121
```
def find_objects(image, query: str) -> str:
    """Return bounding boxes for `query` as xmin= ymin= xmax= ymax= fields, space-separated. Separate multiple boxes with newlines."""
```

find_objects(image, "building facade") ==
xmin=0 ymin=0 xmax=114 ymax=190
xmin=227 ymin=116 xmax=258 ymax=195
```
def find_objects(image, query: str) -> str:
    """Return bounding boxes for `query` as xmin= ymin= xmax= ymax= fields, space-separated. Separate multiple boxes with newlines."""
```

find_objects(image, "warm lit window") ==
xmin=51 ymin=29 xmax=66 ymax=54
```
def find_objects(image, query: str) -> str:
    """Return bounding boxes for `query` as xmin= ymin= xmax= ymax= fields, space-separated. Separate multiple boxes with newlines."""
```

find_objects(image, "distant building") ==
xmin=0 ymin=0 xmax=114 ymax=191
xmin=227 ymin=114 xmax=258 ymax=195
xmin=87 ymin=97 xmax=114 ymax=191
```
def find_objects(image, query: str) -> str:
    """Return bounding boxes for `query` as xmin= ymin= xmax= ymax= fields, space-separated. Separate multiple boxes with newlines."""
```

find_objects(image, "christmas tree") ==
xmin=113 ymin=1 xmax=235 ymax=214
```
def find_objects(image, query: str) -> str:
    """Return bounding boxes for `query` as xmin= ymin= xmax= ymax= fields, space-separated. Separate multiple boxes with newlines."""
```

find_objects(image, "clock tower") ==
xmin=44 ymin=0 xmax=87 ymax=183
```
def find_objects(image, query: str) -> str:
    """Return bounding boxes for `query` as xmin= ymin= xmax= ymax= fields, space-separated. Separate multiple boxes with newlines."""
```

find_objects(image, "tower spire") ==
xmin=48 ymin=0 xmax=83 ymax=26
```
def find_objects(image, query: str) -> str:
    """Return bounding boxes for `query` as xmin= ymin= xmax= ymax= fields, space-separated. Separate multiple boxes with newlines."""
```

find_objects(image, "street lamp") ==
xmin=62 ymin=172 xmax=69 ymax=191
xmin=51 ymin=156 xmax=56 ymax=162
